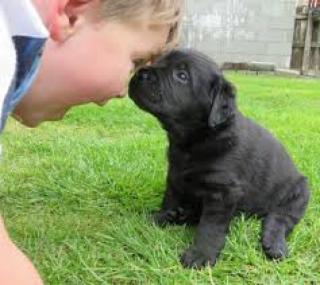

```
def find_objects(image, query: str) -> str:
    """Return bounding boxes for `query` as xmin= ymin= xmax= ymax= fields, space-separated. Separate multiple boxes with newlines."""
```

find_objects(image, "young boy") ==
xmin=0 ymin=0 xmax=183 ymax=283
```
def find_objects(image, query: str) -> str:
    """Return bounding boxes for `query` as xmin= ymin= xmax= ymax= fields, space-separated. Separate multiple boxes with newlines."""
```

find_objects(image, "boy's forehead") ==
xmin=135 ymin=23 xmax=170 ymax=57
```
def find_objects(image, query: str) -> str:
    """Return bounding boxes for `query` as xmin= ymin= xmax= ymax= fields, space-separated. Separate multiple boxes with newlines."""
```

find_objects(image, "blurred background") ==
xmin=181 ymin=0 xmax=320 ymax=75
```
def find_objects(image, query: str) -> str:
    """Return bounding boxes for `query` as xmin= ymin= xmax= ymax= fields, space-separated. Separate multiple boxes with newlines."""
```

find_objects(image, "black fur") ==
xmin=128 ymin=49 xmax=310 ymax=269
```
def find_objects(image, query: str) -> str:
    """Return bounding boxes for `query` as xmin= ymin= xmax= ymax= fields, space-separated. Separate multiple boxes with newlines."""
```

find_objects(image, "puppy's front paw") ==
xmin=262 ymin=235 xmax=288 ymax=260
xmin=180 ymin=247 xmax=217 ymax=269
xmin=153 ymin=209 xmax=178 ymax=227
xmin=153 ymin=207 xmax=190 ymax=227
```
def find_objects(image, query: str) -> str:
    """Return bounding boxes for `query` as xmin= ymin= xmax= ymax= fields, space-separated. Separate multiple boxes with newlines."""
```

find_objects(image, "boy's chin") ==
xmin=95 ymin=94 xmax=126 ymax=106
xmin=12 ymin=113 xmax=40 ymax=128
xmin=12 ymin=109 xmax=68 ymax=128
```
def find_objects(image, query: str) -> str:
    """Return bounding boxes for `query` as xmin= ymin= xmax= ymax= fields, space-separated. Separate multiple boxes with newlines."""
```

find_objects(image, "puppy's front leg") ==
xmin=153 ymin=185 xmax=189 ymax=226
xmin=180 ymin=193 xmax=235 ymax=268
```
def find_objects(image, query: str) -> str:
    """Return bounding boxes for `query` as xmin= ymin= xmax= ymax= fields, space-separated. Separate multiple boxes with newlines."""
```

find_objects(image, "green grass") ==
xmin=0 ymin=72 xmax=320 ymax=284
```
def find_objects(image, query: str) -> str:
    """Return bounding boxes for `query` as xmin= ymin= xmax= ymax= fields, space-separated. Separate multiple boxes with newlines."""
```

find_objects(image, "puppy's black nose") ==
xmin=137 ymin=68 xmax=157 ymax=83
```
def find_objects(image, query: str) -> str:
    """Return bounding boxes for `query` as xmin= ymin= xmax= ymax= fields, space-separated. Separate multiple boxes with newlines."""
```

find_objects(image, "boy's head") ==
xmin=13 ymin=0 xmax=184 ymax=127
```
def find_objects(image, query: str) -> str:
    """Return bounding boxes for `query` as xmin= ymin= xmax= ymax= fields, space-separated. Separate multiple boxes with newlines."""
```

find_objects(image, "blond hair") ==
xmin=100 ymin=0 xmax=184 ymax=49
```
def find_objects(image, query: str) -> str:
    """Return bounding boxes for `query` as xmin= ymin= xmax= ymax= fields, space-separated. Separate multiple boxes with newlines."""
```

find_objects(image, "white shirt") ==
xmin=0 ymin=0 xmax=48 ymax=132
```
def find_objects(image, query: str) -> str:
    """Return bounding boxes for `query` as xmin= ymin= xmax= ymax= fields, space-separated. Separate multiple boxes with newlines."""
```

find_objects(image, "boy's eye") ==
xmin=133 ymin=59 xmax=148 ymax=69
xmin=133 ymin=53 xmax=160 ymax=70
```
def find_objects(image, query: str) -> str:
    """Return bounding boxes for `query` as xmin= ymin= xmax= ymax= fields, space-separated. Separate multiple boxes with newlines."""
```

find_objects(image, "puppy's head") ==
xmin=129 ymin=49 xmax=236 ymax=133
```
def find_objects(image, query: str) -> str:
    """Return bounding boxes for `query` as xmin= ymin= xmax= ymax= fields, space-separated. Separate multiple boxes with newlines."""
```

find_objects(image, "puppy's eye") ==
xmin=173 ymin=70 xmax=189 ymax=83
xmin=177 ymin=71 xmax=188 ymax=81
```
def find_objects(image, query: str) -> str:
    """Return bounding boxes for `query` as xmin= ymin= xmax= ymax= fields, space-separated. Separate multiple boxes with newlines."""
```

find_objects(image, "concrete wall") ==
xmin=181 ymin=0 xmax=297 ymax=68
xmin=297 ymin=0 xmax=309 ymax=5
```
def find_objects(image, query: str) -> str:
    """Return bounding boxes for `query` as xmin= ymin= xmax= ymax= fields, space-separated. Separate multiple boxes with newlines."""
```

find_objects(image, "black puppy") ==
xmin=128 ymin=49 xmax=310 ymax=269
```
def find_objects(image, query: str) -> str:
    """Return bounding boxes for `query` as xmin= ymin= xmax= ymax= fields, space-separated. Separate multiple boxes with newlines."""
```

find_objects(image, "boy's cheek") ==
xmin=89 ymin=63 xmax=132 ymax=99
xmin=68 ymin=71 xmax=128 ymax=103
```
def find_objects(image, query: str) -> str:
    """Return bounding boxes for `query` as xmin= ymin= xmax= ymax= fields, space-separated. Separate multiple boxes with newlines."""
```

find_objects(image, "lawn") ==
xmin=0 ymin=73 xmax=319 ymax=284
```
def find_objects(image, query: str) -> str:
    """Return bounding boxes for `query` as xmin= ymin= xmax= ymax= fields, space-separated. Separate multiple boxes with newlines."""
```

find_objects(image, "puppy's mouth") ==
xmin=129 ymin=68 xmax=162 ymax=110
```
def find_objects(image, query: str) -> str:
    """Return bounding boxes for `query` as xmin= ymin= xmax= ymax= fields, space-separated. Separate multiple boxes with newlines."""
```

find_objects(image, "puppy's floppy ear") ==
xmin=208 ymin=77 xmax=236 ymax=129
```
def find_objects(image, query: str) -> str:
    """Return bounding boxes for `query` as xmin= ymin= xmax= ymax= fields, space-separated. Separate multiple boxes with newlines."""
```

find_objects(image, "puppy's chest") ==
xmin=169 ymin=151 xmax=215 ymax=194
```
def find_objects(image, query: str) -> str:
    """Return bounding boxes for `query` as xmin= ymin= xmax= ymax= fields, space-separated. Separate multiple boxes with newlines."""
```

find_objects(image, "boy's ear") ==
xmin=49 ymin=0 xmax=97 ymax=42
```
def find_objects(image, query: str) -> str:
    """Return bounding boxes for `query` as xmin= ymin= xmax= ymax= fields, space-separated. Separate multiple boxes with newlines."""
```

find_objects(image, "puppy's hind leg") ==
xmin=262 ymin=179 xmax=310 ymax=260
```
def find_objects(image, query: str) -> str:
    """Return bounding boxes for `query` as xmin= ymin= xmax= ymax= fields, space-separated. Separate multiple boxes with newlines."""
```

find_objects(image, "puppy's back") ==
xmin=233 ymin=113 xmax=304 ymax=198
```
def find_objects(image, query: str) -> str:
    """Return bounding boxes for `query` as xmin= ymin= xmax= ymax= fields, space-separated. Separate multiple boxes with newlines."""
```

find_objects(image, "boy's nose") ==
xmin=137 ymin=68 xmax=157 ymax=83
